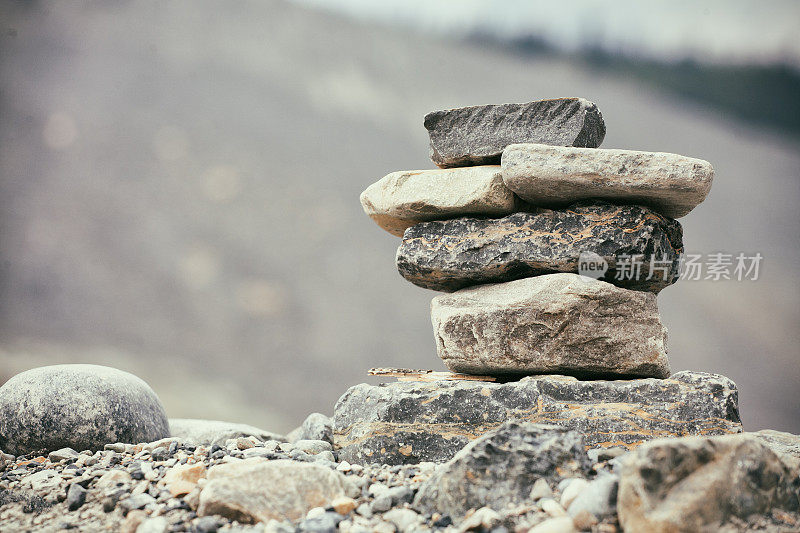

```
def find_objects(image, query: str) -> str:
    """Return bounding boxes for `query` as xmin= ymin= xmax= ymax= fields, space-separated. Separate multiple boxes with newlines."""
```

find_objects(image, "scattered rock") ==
xmin=530 ymin=479 xmax=554 ymax=501
xmin=424 ymin=98 xmax=605 ymax=168
xmin=136 ymin=516 xmax=168 ymax=533
xmin=458 ymin=507 xmax=500 ymax=531
xmin=566 ymin=473 xmax=618 ymax=520
xmin=293 ymin=440 xmax=332 ymax=455
xmin=560 ymin=479 xmax=589 ymax=509
xmin=383 ymin=508 xmax=422 ymax=532
xmin=540 ymin=499 xmax=568 ymax=518
xmin=0 ymin=364 xmax=169 ymax=455
xmin=396 ymin=202 xmax=682 ymax=293
xmin=330 ymin=496 xmax=357 ymax=516
xmin=431 ymin=273 xmax=669 ymax=378
xmin=289 ymin=413 xmax=334 ymax=445
xmin=617 ymin=433 xmax=800 ymax=532
xmin=529 ymin=516 xmax=575 ymax=533
xmin=334 ymin=371 xmax=741 ymax=464
xmin=413 ymin=421 xmax=589 ymax=519
xmin=48 ymin=447 xmax=79 ymax=462
xmin=197 ymin=459 xmax=355 ymax=523
xmin=66 ymin=483 xmax=87 ymax=511
xmin=161 ymin=463 xmax=207 ymax=497
xmin=501 ymin=143 xmax=714 ymax=218
xmin=360 ymin=166 xmax=518 ymax=236
xmin=169 ymin=418 xmax=285 ymax=446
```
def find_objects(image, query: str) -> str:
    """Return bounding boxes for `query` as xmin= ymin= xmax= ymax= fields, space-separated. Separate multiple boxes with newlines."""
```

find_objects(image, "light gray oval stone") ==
xmin=359 ymin=166 xmax=518 ymax=236
xmin=501 ymin=143 xmax=714 ymax=218
xmin=0 ymin=364 xmax=169 ymax=455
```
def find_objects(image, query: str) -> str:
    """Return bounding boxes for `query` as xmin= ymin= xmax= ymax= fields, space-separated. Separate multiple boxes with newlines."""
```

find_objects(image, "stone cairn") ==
xmin=341 ymin=97 xmax=741 ymax=465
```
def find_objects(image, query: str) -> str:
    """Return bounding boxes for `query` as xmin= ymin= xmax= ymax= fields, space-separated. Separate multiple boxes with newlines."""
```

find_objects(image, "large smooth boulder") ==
xmin=617 ymin=434 xmax=800 ymax=532
xmin=431 ymin=274 xmax=669 ymax=378
xmin=501 ymin=143 xmax=714 ymax=218
xmin=197 ymin=459 xmax=356 ymax=523
xmin=334 ymin=371 xmax=741 ymax=465
xmin=359 ymin=166 xmax=518 ymax=236
xmin=424 ymin=98 xmax=605 ymax=168
xmin=169 ymin=418 xmax=285 ymax=446
xmin=0 ymin=364 xmax=169 ymax=455
xmin=413 ymin=421 xmax=590 ymax=520
xmin=396 ymin=202 xmax=683 ymax=293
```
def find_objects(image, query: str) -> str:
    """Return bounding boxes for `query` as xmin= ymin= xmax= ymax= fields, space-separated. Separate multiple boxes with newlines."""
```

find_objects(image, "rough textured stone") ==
xmin=288 ymin=413 xmax=333 ymax=445
xmin=413 ymin=421 xmax=590 ymax=519
xmin=566 ymin=473 xmax=618 ymax=520
xmin=431 ymin=273 xmax=669 ymax=378
xmin=169 ymin=419 xmax=285 ymax=446
xmin=197 ymin=459 xmax=355 ymax=523
xmin=396 ymin=202 xmax=683 ymax=293
xmin=333 ymin=371 xmax=741 ymax=465
xmin=0 ymin=364 xmax=169 ymax=455
xmin=424 ymin=98 xmax=605 ymax=168
xmin=501 ymin=143 xmax=714 ymax=218
xmin=617 ymin=434 xmax=800 ymax=532
xmin=359 ymin=166 xmax=518 ymax=236
xmin=751 ymin=429 xmax=800 ymax=461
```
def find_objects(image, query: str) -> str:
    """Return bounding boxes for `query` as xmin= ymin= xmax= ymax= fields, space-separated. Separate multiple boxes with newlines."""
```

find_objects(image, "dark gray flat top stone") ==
xmin=424 ymin=97 xmax=605 ymax=168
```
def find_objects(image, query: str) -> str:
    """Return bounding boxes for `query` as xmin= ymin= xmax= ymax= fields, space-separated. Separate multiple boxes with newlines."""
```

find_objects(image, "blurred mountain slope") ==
xmin=0 ymin=0 xmax=798 ymax=433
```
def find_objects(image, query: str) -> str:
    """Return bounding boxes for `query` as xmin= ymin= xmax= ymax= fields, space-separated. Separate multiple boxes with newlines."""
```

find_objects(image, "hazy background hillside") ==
xmin=1 ymin=0 xmax=798 ymax=434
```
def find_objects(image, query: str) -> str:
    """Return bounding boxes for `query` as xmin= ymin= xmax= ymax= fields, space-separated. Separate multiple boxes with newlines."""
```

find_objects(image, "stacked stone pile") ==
xmin=345 ymin=97 xmax=732 ymax=464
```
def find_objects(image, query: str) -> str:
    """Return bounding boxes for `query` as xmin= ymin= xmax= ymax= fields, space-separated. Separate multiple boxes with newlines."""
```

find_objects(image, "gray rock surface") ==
xmin=197 ymin=459 xmax=356 ymax=523
xmin=288 ymin=413 xmax=333 ymax=445
xmin=169 ymin=418 xmax=285 ymax=446
xmin=334 ymin=371 xmax=741 ymax=465
xmin=359 ymin=166 xmax=518 ymax=236
xmin=413 ymin=421 xmax=590 ymax=520
xmin=424 ymin=98 xmax=605 ymax=168
xmin=617 ymin=433 xmax=800 ymax=532
xmin=751 ymin=429 xmax=800 ymax=461
xmin=431 ymin=273 xmax=669 ymax=378
xmin=0 ymin=364 xmax=169 ymax=455
xmin=396 ymin=202 xmax=683 ymax=293
xmin=501 ymin=143 xmax=714 ymax=218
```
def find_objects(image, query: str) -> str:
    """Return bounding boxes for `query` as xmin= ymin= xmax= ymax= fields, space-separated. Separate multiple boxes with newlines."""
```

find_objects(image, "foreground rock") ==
xmin=414 ymin=421 xmax=590 ymax=520
xmin=169 ymin=418 xmax=285 ymax=446
xmin=396 ymin=202 xmax=683 ymax=293
xmin=0 ymin=364 xmax=169 ymax=455
xmin=432 ymin=273 xmax=669 ymax=378
xmin=197 ymin=459 xmax=356 ymax=523
xmin=617 ymin=434 xmax=800 ymax=532
xmin=752 ymin=429 xmax=800 ymax=462
xmin=424 ymin=98 xmax=606 ymax=168
xmin=334 ymin=371 xmax=741 ymax=465
xmin=501 ymin=143 xmax=714 ymax=218
xmin=360 ymin=166 xmax=518 ymax=236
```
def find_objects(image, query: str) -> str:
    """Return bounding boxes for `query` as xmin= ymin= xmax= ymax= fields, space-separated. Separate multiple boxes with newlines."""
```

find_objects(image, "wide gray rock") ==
xmin=334 ymin=371 xmax=741 ymax=465
xmin=501 ymin=143 xmax=714 ymax=218
xmin=0 ymin=364 xmax=169 ymax=455
xmin=396 ymin=202 xmax=683 ymax=293
xmin=359 ymin=166 xmax=518 ymax=236
xmin=169 ymin=418 xmax=286 ymax=446
xmin=413 ymin=421 xmax=590 ymax=520
xmin=617 ymin=434 xmax=800 ymax=532
xmin=424 ymin=98 xmax=605 ymax=168
xmin=197 ymin=458 xmax=356 ymax=523
xmin=431 ymin=274 xmax=669 ymax=378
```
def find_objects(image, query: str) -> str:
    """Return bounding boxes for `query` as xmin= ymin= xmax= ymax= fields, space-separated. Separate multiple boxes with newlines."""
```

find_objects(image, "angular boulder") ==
xmin=168 ymin=418 xmax=285 ymax=445
xmin=413 ymin=421 xmax=590 ymax=520
xmin=424 ymin=98 xmax=605 ymax=168
xmin=334 ymin=371 xmax=741 ymax=465
xmin=0 ymin=364 xmax=169 ymax=455
xmin=396 ymin=202 xmax=683 ymax=293
xmin=501 ymin=143 xmax=714 ymax=218
xmin=431 ymin=274 xmax=669 ymax=378
xmin=197 ymin=459 xmax=356 ymax=523
xmin=617 ymin=434 xmax=800 ymax=532
xmin=360 ymin=166 xmax=518 ymax=236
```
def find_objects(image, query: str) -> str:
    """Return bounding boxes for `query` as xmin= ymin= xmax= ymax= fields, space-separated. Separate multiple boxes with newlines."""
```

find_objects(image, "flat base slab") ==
xmin=334 ymin=371 xmax=742 ymax=465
